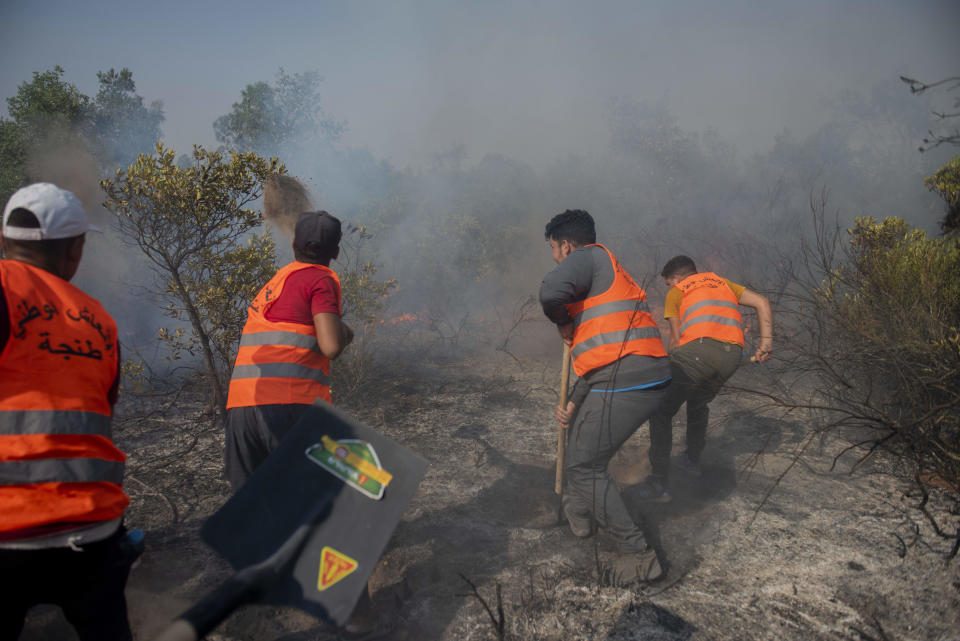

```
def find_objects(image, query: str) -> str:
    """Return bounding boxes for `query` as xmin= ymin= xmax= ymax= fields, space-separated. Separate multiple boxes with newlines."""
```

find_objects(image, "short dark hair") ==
xmin=544 ymin=209 xmax=596 ymax=246
xmin=661 ymin=255 xmax=698 ymax=280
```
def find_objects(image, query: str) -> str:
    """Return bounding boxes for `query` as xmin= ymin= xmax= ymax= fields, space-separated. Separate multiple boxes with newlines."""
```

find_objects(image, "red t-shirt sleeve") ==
xmin=264 ymin=268 xmax=341 ymax=325
xmin=309 ymin=276 xmax=341 ymax=316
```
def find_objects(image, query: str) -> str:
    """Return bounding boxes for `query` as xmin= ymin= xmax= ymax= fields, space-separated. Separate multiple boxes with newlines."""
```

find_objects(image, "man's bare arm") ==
xmin=313 ymin=312 xmax=354 ymax=360
xmin=739 ymin=289 xmax=773 ymax=362
xmin=666 ymin=317 xmax=682 ymax=352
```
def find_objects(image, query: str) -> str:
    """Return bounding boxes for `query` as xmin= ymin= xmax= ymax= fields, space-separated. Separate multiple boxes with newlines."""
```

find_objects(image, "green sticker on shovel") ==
xmin=306 ymin=436 xmax=391 ymax=500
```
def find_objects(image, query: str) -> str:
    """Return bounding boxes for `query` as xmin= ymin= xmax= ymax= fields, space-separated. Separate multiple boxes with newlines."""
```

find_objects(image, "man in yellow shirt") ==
xmin=642 ymin=255 xmax=772 ymax=501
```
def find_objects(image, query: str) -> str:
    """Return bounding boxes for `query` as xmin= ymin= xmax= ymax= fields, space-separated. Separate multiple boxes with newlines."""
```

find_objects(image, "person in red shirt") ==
xmin=224 ymin=210 xmax=353 ymax=490
xmin=224 ymin=210 xmax=380 ymax=635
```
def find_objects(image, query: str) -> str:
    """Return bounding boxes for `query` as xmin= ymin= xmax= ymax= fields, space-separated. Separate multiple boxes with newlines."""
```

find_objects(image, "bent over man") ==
xmin=645 ymin=255 xmax=773 ymax=500
xmin=224 ymin=210 xmax=353 ymax=491
xmin=539 ymin=209 xmax=671 ymax=587
xmin=0 ymin=183 xmax=137 ymax=640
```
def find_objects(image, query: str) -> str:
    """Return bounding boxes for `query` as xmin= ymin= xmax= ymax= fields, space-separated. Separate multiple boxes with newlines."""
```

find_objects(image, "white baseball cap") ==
xmin=2 ymin=182 xmax=101 ymax=241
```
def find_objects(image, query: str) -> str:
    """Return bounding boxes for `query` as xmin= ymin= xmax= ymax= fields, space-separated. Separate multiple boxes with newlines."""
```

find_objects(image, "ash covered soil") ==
xmin=20 ymin=323 xmax=960 ymax=641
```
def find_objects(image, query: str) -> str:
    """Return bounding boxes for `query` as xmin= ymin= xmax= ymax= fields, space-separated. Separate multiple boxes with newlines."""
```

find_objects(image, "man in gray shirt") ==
xmin=540 ymin=209 xmax=671 ymax=587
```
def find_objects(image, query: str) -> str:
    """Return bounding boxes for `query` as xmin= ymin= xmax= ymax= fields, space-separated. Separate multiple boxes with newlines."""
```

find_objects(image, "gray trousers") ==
xmin=564 ymin=385 xmax=667 ymax=553
xmin=648 ymin=338 xmax=741 ymax=480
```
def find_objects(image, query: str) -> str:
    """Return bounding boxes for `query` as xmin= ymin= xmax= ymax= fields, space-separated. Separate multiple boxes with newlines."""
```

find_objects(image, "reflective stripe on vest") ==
xmin=571 ymin=298 xmax=653 ymax=324
xmin=231 ymin=362 xmax=330 ymax=384
xmin=676 ymin=272 xmax=744 ymax=346
xmin=0 ymin=457 xmax=124 ymax=485
xmin=0 ymin=410 xmax=112 ymax=436
xmin=226 ymin=262 xmax=339 ymax=408
xmin=571 ymin=325 xmax=663 ymax=361
xmin=564 ymin=245 xmax=666 ymax=376
xmin=0 ymin=260 xmax=127 ymax=534
xmin=238 ymin=330 xmax=323 ymax=351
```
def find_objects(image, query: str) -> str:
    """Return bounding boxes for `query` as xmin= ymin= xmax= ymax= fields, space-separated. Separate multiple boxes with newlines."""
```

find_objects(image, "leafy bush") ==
xmin=101 ymin=143 xmax=283 ymax=419
xmin=924 ymin=155 xmax=960 ymax=234
xmin=786 ymin=207 xmax=960 ymax=500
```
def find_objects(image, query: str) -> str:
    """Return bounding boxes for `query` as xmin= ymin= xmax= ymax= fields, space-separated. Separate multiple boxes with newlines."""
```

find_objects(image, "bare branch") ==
xmin=456 ymin=573 xmax=506 ymax=640
xmin=900 ymin=75 xmax=960 ymax=95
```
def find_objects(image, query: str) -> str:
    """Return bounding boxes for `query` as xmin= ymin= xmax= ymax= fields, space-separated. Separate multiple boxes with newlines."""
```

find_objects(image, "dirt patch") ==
xmin=17 ymin=346 xmax=960 ymax=641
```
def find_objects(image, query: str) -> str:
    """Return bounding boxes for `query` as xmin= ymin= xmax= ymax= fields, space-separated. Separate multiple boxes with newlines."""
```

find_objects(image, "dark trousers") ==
xmin=648 ymin=338 xmax=742 ymax=480
xmin=0 ymin=527 xmax=136 ymax=641
xmin=225 ymin=403 xmax=375 ymax=628
xmin=564 ymin=385 xmax=667 ymax=553
xmin=225 ymin=403 xmax=312 ymax=491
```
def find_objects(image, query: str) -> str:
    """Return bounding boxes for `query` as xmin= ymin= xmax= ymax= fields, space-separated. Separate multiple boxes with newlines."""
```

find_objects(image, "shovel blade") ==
xmin=201 ymin=401 xmax=428 ymax=626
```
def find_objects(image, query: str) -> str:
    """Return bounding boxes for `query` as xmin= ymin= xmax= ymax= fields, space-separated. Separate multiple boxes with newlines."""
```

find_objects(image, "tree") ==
xmin=213 ymin=81 xmax=277 ymax=153
xmin=93 ymin=68 xmax=165 ymax=170
xmin=213 ymin=69 xmax=344 ymax=156
xmin=924 ymin=156 xmax=960 ymax=234
xmin=6 ymin=66 xmax=93 ymax=143
xmin=0 ymin=66 xmax=164 ymax=206
xmin=0 ymin=120 xmax=27 ymax=208
xmin=101 ymin=143 xmax=284 ymax=420
xmin=0 ymin=66 xmax=92 ymax=205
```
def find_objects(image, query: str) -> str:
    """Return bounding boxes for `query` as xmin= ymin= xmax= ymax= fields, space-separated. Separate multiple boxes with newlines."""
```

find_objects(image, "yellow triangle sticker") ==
xmin=317 ymin=546 xmax=358 ymax=591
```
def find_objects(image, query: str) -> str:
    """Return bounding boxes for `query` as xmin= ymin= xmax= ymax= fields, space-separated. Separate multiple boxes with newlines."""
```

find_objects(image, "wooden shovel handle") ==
xmin=555 ymin=343 xmax=571 ymax=495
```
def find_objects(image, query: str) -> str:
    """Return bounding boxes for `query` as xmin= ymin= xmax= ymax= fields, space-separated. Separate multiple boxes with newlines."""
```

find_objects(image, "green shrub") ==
xmin=813 ymin=215 xmax=960 ymax=493
xmin=924 ymin=156 xmax=960 ymax=235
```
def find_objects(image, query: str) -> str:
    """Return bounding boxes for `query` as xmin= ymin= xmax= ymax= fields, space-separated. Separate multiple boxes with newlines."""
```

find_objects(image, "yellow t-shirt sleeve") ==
xmin=664 ymin=278 xmax=746 ymax=318
xmin=723 ymin=278 xmax=746 ymax=300
xmin=664 ymin=288 xmax=682 ymax=318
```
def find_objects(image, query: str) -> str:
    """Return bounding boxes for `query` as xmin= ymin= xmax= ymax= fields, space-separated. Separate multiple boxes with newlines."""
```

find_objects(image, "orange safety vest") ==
xmin=226 ymin=262 xmax=340 ymax=409
xmin=676 ymin=272 xmax=744 ymax=346
xmin=565 ymin=245 xmax=667 ymax=376
xmin=0 ymin=260 xmax=126 ymax=534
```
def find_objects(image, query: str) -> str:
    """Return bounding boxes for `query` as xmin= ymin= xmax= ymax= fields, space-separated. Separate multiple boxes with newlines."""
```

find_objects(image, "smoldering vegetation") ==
xmin=4 ymin=67 xmax=952 ymax=374
xmin=5 ymin=63 xmax=960 ymax=639
xmin=6 ymin=63 xmax=959 ymax=512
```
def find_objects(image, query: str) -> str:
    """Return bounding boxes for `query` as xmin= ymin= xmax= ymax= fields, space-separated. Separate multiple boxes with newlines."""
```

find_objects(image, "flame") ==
xmin=381 ymin=312 xmax=426 ymax=326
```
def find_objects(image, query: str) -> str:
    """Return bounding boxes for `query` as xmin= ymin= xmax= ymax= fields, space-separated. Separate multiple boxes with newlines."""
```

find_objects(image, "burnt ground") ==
xmin=18 ymin=319 xmax=960 ymax=641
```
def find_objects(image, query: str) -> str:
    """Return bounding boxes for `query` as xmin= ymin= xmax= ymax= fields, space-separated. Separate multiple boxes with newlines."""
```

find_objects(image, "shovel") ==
xmin=154 ymin=401 xmax=428 ymax=641
xmin=554 ymin=343 xmax=571 ymax=495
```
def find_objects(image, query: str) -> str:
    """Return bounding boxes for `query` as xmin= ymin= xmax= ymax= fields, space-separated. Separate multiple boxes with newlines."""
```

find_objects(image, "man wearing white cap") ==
xmin=0 ymin=183 xmax=138 ymax=640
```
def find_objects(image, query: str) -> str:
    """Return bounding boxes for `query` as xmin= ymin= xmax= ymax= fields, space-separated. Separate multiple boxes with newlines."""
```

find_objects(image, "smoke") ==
xmin=8 ymin=56 xmax=955 ymax=373
xmin=256 ymin=71 xmax=955 ymax=370
xmin=21 ymin=131 xmax=178 ymax=362
xmin=25 ymin=135 xmax=105 ymax=226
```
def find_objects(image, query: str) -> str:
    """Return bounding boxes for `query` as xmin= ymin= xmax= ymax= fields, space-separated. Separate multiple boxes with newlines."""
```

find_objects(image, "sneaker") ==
xmin=674 ymin=453 xmax=703 ymax=477
xmin=634 ymin=477 xmax=672 ymax=503
xmin=562 ymin=499 xmax=593 ymax=538
xmin=602 ymin=549 xmax=664 ymax=587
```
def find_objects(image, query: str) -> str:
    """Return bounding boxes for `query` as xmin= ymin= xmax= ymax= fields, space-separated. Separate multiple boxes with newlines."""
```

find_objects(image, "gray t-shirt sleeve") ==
xmin=539 ymin=248 xmax=596 ymax=325
xmin=568 ymin=376 xmax=589 ymax=407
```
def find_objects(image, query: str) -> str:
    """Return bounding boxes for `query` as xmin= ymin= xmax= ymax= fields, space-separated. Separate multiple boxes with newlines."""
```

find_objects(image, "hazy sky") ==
xmin=1 ymin=0 xmax=957 ymax=169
